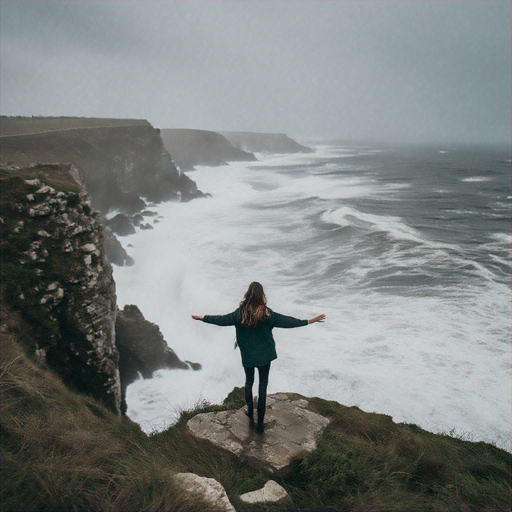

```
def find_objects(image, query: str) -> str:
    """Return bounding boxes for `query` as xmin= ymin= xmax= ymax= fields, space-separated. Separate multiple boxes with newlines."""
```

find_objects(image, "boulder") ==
xmin=187 ymin=393 xmax=330 ymax=476
xmin=104 ymin=213 xmax=136 ymax=236
xmin=130 ymin=213 xmax=144 ymax=226
xmin=171 ymin=473 xmax=235 ymax=512
xmin=239 ymin=480 xmax=290 ymax=505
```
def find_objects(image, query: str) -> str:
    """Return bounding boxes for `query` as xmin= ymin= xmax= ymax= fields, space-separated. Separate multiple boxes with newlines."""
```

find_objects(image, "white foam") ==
xmin=461 ymin=177 xmax=493 ymax=183
xmin=488 ymin=233 xmax=512 ymax=245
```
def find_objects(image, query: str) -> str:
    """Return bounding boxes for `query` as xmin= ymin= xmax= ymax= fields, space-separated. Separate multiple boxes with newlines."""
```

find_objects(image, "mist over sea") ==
xmin=113 ymin=142 xmax=511 ymax=451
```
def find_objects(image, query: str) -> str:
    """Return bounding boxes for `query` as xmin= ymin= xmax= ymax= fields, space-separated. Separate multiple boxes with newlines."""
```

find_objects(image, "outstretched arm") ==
xmin=308 ymin=314 xmax=326 ymax=324
xmin=191 ymin=310 xmax=239 ymax=326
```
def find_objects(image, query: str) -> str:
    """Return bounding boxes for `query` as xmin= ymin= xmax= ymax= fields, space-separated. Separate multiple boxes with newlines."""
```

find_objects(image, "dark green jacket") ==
xmin=202 ymin=307 xmax=308 ymax=368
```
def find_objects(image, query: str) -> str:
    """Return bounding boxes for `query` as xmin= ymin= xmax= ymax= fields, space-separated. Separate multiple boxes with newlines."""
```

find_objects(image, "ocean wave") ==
xmin=321 ymin=206 xmax=426 ymax=244
xmin=488 ymin=233 xmax=512 ymax=245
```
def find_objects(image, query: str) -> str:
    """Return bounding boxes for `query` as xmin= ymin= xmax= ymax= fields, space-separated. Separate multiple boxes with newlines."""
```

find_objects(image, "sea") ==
xmin=112 ymin=141 xmax=511 ymax=451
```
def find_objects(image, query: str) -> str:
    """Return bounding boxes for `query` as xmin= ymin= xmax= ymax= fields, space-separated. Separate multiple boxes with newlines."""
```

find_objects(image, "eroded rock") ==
xmin=187 ymin=393 xmax=330 ymax=476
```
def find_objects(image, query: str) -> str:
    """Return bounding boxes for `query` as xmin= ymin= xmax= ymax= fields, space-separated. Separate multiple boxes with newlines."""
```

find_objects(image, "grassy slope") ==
xmin=1 ymin=305 xmax=217 ymax=512
xmin=155 ymin=397 xmax=511 ymax=512
xmin=2 ymin=314 xmax=509 ymax=512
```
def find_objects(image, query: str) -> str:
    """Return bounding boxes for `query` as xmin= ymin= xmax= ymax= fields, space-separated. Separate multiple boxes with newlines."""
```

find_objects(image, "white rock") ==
xmin=24 ymin=179 xmax=41 ymax=186
xmin=82 ymin=243 xmax=96 ymax=253
xmin=47 ymin=282 xmax=59 ymax=291
xmin=36 ymin=185 xmax=56 ymax=195
xmin=171 ymin=473 xmax=235 ymax=512
xmin=29 ymin=206 xmax=51 ymax=217
xmin=239 ymin=480 xmax=290 ymax=505
xmin=84 ymin=254 xmax=92 ymax=266
xmin=26 ymin=194 xmax=35 ymax=201
xmin=37 ymin=230 xmax=51 ymax=237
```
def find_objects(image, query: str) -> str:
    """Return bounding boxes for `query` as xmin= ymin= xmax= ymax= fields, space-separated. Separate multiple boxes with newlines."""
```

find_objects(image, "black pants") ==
xmin=244 ymin=363 xmax=271 ymax=427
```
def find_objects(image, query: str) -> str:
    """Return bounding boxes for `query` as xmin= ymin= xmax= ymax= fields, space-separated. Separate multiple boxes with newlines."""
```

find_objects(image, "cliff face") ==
xmin=1 ymin=163 xmax=121 ymax=412
xmin=160 ymin=128 xmax=257 ymax=171
xmin=0 ymin=118 xmax=206 ymax=215
xmin=221 ymin=131 xmax=314 ymax=154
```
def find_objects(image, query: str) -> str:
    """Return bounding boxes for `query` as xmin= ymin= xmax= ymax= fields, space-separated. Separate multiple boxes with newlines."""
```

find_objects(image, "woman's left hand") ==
xmin=308 ymin=314 xmax=326 ymax=324
xmin=191 ymin=315 xmax=204 ymax=320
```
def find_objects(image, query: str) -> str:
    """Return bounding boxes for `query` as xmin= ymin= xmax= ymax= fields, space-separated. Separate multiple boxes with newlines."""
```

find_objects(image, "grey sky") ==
xmin=1 ymin=1 xmax=510 ymax=143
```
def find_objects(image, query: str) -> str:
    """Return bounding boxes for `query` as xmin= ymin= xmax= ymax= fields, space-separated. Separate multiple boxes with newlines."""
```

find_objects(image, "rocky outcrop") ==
xmin=102 ymin=227 xmax=134 ymax=266
xmin=0 ymin=117 xmax=207 ymax=215
xmin=104 ymin=213 xmax=136 ymax=236
xmin=171 ymin=473 xmax=235 ymax=512
xmin=187 ymin=393 xmax=330 ymax=476
xmin=1 ymin=163 xmax=121 ymax=413
xmin=160 ymin=128 xmax=257 ymax=171
xmin=221 ymin=131 xmax=314 ymax=154
xmin=115 ymin=304 xmax=200 ymax=415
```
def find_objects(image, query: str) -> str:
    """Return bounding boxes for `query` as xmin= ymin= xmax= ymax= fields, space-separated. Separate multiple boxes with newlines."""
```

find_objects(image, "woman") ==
xmin=192 ymin=282 xmax=325 ymax=433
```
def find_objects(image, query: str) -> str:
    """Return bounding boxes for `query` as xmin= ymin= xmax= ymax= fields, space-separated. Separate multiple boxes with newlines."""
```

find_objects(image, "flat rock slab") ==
xmin=239 ymin=480 xmax=290 ymax=505
xmin=171 ymin=472 xmax=235 ymax=512
xmin=187 ymin=393 xmax=330 ymax=476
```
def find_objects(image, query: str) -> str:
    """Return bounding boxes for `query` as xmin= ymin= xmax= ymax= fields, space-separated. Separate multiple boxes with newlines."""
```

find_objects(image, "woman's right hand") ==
xmin=308 ymin=314 xmax=326 ymax=324
xmin=191 ymin=315 xmax=204 ymax=320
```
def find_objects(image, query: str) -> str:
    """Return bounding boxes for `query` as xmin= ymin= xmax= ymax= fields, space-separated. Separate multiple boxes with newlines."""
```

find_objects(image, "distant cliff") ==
xmin=0 ymin=117 xmax=206 ymax=215
xmin=1 ymin=163 xmax=195 ymax=414
xmin=160 ymin=128 xmax=257 ymax=171
xmin=221 ymin=131 xmax=314 ymax=154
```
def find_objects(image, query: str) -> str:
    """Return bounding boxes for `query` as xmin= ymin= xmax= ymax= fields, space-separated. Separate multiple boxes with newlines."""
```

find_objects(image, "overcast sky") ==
xmin=1 ymin=1 xmax=510 ymax=143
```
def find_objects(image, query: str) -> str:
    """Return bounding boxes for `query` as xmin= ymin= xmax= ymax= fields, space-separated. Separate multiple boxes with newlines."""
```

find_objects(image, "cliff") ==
xmin=0 ymin=117 xmax=206 ymax=215
xmin=1 ymin=163 xmax=194 ymax=415
xmin=160 ymin=128 xmax=257 ymax=171
xmin=1 ymin=163 xmax=121 ymax=412
xmin=221 ymin=131 xmax=314 ymax=154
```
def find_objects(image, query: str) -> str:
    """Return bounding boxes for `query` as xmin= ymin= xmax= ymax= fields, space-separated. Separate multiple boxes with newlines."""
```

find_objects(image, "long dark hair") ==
xmin=240 ymin=282 xmax=268 ymax=328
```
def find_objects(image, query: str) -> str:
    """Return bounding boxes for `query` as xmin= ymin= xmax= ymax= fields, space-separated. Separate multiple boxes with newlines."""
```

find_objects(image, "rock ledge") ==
xmin=187 ymin=393 xmax=330 ymax=476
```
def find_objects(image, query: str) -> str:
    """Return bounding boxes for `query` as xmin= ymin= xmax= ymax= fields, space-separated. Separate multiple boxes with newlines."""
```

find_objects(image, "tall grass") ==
xmin=0 ymin=326 xmax=214 ymax=512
